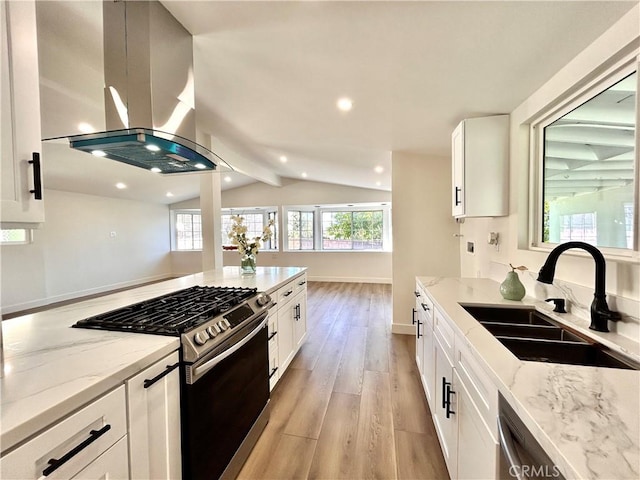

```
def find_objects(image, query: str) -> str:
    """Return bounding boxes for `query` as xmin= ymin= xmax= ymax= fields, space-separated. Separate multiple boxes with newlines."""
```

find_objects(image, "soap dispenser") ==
xmin=500 ymin=264 xmax=527 ymax=301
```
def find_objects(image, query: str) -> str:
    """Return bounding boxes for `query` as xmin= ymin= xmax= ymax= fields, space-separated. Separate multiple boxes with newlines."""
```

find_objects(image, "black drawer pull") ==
xmin=454 ymin=186 xmax=462 ymax=206
xmin=268 ymin=330 xmax=278 ymax=341
xmin=29 ymin=152 xmax=43 ymax=200
xmin=298 ymin=280 xmax=307 ymax=286
xmin=42 ymin=424 xmax=111 ymax=476
xmin=421 ymin=302 xmax=430 ymax=312
xmin=414 ymin=290 xmax=421 ymax=297
xmin=269 ymin=367 xmax=279 ymax=379
xmin=283 ymin=290 xmax=293 ymax=297
xmin=143 ymin=362 xmax=179 ymax=389
xmin=417 ymin=319 xmax=422 ymax=339
xmin=412 ymin=308 xmax=417 ymax=325
xmin=445 ymin=384 xmax=456 ymax=418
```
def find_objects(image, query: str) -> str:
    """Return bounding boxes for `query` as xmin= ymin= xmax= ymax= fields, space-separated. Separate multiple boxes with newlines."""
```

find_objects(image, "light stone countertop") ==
xmin=0 ymin=266 xmax=306 ymax=453
xmin=417 ymin=276 xmax=639 ymax=480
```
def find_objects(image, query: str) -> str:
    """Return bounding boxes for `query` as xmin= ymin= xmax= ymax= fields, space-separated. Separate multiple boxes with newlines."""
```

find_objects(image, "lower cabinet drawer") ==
xmin=71 ymin=435 xmax=129 ymax=480
xmin=1 ymin=386 xmax=127 ymax=480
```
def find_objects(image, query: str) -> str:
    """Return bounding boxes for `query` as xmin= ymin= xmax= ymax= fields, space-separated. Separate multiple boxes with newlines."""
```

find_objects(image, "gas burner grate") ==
xmin=73 ymin=286 xmax=258 ymax=335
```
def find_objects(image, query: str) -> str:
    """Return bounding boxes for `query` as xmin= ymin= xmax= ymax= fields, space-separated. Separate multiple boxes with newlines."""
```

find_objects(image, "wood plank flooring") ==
xmin=238 ymin=282 xmax=449 ymax=480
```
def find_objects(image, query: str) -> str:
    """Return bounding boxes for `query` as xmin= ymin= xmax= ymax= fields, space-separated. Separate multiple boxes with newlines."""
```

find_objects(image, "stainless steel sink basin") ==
xmin=462 ymin=305 xmax=638 ymax=370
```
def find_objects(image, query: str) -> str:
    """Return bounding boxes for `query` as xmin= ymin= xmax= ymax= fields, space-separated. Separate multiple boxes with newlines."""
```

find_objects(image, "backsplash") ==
xmin=489 ymin=261 xmax=640 ymax=342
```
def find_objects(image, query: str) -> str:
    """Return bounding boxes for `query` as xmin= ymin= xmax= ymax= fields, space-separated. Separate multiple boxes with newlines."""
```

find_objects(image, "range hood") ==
xmin=45 ymin=0 xmax=229 ymax=174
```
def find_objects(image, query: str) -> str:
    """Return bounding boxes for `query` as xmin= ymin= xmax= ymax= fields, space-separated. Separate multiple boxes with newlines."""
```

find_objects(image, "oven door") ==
xmin=181 ymin=314 xmax=270 ymax=480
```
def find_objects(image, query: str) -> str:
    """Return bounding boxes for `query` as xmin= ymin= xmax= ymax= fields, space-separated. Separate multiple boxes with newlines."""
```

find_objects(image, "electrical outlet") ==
xmin=466 ymin=241 xmax=475 ymax=254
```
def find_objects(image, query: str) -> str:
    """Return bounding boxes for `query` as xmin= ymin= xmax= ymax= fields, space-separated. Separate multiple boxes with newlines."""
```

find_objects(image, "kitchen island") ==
xmin=0 ymin=266 xmax=306 ymax=456
xmin=418 ymin=276 xmax=639 ymax=480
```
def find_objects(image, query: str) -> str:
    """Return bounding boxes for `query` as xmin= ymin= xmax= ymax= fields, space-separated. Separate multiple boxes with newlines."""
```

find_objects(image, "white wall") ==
xmin=392 ymin=152 xmax=460 ymax=333
xmin=460 ymin=6 xmax=640 ymax=339
xmin=1 ymin=189 xmax=172 ymax=313
xmin=170 ymin=178 xmax=393 ymax=282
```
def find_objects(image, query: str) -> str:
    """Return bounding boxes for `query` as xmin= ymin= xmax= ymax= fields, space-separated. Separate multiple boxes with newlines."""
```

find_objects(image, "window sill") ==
xmin=529 ymin=244 xmax=640 ymax=265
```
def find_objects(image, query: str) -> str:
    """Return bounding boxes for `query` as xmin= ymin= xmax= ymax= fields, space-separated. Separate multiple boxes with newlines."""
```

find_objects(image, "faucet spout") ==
xmin=536 ymin=241 xmax=619 ymax=332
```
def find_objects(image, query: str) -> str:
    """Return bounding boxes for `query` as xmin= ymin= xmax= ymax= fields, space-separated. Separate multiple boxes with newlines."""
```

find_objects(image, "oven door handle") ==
xmin=498 ymin=414 xmax=530 ymax=480
xmin=192 ymin=316 xmax=268 ymax=382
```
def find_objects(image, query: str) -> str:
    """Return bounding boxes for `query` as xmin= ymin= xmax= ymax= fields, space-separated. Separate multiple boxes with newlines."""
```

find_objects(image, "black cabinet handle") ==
xmin=298 ymin=280 xmax=307 ymax=286
xmin=268 ymin=330 xmax=278 ymax=341
xmin=143 ymin=362 xmax=179 ymax=389
xmin=42 ymin=424 xmax=111 ymax=476
xmin=294 ymin=303 xmax=301 ymax=320
xmin=412 ymin=308 xmax=417 ymax=325
xmin=29 ymin=152 xmax=43 ymax=200
xmin=417 ymin=319 xmax=422 ymax=339
xmin=414 ymin=290 xmax=421 ymax=297
xmin=283 ymin=290 xmax=293 ymax=297
xmin=454 ymin=186 xmax=462 ymax=206
xmin=269 ymin=366 xmax=279 ymax=379
xmin=445 ymin=384 xmax=456 ymax=418
xmin=442 ymin=377 xmax=448 ymax=409
xmin=421 ymin=302 xmax=430 ymax=312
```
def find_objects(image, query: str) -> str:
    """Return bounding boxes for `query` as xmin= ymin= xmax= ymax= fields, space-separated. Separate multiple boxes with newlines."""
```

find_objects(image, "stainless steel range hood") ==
xmin=45 ymin=0 xmax=229 ymax=174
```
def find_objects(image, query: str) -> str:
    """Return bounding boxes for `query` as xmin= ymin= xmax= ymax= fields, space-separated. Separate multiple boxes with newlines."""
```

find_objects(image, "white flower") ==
xmin=227 ymin=215 xmax=274 ymax=256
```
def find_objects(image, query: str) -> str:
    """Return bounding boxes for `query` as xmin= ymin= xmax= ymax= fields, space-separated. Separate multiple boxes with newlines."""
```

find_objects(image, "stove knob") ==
xmin=206 ymin=326 xmax=218 ymax=338
xmin=218 ymin=320 xmax=229 ymax=331
xmin=256 ymin=293 xmax=272 ymax=307
xmin=222 ymin=318 xmax=231 ymax=329
xmin=213 ymin=323 xmax=222 ymax=333
xmin=194 ymin=331 xmax=209 ymax=346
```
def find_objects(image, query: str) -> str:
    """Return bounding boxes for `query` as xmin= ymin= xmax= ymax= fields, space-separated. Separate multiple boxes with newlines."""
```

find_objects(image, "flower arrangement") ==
xmin=227 ymin=215 xmax=274 ymax=257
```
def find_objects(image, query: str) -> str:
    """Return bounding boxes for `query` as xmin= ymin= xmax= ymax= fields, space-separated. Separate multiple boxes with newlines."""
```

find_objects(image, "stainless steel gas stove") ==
xmin=73 ymin=285 xmax=274 ymax=480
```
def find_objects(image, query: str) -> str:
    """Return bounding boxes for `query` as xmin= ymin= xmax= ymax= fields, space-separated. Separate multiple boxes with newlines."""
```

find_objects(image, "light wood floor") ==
xmin=238 ymin=282 xmax=449 ymax=480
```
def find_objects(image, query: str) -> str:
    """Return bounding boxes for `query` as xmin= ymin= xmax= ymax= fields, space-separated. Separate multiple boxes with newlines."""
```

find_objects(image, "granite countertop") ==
xmin=0 ymin=266 xmax=306 ymax=453
xmin=417 ymin=277 xmax=639 ymax=480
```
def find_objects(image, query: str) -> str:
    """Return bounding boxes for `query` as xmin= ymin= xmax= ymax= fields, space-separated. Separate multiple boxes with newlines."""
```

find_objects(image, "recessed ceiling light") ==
xmin=301 ymin=172 xmax=308 ymax=178
xmin=337 ymin=97 xmax=353 ymax=112
xmin=280 ymin=156 xmax=288 ymax=163
xmin=91 ymin=150 xmax=107 ymax=157
xmin=150 ymin=167 xmax=162 ymax=173
xmin=224 ymin=176 xmax=232 ymax=183
xmin=146 ymin=144 xmax=161 ymax=152
xmin=194 ymin=163 xmax=206 ymax=169
xmin=374 ymin=166 xmax=384 ymax=174
xmin=166 ymin=192 xmax=174 ymax=197
xmin=78 ymin=122 xmax=94 ymax=133
xmin=115 ymin=182 xmax=127 ymax=189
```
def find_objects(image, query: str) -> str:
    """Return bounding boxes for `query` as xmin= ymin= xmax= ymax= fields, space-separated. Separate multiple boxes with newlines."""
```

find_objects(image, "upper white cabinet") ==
xmin=451 ymin=115 xmax=509 ymax=218
xmin=1 ymin=0 xmax=45 ymax=227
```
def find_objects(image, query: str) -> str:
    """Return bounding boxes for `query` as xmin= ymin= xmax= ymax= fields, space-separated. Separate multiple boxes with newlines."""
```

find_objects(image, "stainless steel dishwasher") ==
xmin=497 ymin=394 xmax=565 ymax=480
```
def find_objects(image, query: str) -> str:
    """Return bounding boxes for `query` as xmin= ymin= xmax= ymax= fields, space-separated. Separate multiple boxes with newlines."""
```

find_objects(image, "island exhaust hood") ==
xmin=45 ymin=0 xmax=229 ymax=174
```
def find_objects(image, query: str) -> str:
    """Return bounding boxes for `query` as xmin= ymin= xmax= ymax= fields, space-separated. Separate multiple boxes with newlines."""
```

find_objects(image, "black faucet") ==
xmin=537 ymin=241 xmax=620 ymax=332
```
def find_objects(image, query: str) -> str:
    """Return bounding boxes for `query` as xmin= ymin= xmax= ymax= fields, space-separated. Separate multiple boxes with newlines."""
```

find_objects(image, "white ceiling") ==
xmin=36 ymin=1 xmax=638 ymax=204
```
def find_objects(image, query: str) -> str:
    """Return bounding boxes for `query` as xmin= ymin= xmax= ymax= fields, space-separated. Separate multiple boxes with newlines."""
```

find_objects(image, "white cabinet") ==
xmin=267 ymin=273 xmax=307 ymax=389
xmin=126 ymin=350 xmax=181 ymax=480
xmin=414 ymin=279 xmax=500 ymax=480
xmin=451 ymin=115 xmax=509 ymax=218
xmin=1 ymin=0 xmax=45 ymax=227
xmin=0 ymin=386 xmax=128 ymax=480
xmin=455 ymin=371 xmax=498 ymax=480
xmin=71 ymin=436 xmax=129 ymax=480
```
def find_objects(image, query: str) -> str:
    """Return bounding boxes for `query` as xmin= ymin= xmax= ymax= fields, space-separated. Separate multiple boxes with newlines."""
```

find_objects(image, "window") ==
xmin=322 ymin=211 xmax=383 ymax=250
xmin=175 ymin=211 xmax=202 ymax=250
xmin=533 ymin=63 xmax=637 ymax=254
xmin=287 ymin=210 xmax=314 ymax=250
xmin=221 ymin=208 xmax=278 ymax=251
xmin=1 ymin=229 xmax=31 ymax=245
xmin=284 ymin=203 xmax=391 ymax=251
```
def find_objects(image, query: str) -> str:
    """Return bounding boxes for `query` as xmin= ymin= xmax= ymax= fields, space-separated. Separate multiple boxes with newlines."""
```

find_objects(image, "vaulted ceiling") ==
xmin=36 ymin=1 xmax=638 ymax=204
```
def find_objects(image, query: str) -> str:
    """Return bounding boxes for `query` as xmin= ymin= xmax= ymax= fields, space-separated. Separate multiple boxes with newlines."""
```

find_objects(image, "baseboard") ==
xmin=392 ymin=323 xmax=416 ymax=335
xmin=2 ymin=274 xmax=174 ymax=316
xmin=307 ymin=276 xmax=392 ymax=284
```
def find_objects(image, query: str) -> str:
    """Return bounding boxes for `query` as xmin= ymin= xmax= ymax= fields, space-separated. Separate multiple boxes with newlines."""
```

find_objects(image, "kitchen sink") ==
xmin=462 ymin=305 xmax=639 ymax=370
xmin=497 ymin=337 xmax=637 ymax=370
